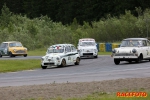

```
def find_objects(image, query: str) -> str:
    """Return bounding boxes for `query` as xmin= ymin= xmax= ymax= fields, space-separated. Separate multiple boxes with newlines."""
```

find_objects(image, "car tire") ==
xmin=75 ymin=57 xmax=80 ymax=65
xmin=41 ymin=65 xmax=47 ymax=69
xmin=136 ymin=55 xmax=142 ymax=63
xmin=24 ymin=54 xmax=27 ymax=57
xmin=61 ymin=59 xmax=66 ymax=67
xmin=114 ymin=59 xmax=120 ymax=65
xmin=94 ymin=55 xmax=98 ymax=58
xmin=9 ymin=52 xmax=14 ymax=57
xmin=0 ymin=53 xmax=2 ymax=57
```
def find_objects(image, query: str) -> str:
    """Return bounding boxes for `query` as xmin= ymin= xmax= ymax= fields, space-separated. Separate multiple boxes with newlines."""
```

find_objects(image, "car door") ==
xmin=0 ymin=43 xmax=8 ymax=55
xmin=142 ymin=40 xmax=149 ymax=58
xmin=146 ymin=40 xmax=150 ymax=58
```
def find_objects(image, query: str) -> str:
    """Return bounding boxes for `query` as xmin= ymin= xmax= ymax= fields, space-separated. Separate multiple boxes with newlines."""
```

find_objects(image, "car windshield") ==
xmin=120 ymin=40 xmax=143 ymax=47
xmin=0 ymin=43 xmax=8 ymax=48
xmin=47 ymin=48 xmax=64 ymax=53
xmin=9 ymin=42 xmax=23 ymax=47
xmin=81 ymin=42 xmax=95 ymax=46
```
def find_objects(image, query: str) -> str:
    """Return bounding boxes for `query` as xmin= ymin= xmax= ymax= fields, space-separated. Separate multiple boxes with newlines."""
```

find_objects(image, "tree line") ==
xmin=0 ymin=0 xmax=150 ymax=25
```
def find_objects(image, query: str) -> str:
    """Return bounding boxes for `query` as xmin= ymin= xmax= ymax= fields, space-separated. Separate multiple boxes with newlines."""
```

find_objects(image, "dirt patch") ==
xmin=0 ymin=77 xmax=150 ymax=100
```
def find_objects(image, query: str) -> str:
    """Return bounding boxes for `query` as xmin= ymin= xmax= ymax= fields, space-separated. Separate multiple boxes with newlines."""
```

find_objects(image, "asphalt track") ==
xmin=0 ymin=55 xmax=150 ymax=87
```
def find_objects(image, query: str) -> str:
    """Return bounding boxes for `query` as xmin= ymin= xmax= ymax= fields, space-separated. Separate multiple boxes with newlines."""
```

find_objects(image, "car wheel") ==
xmin=136 ymin=55 xmax=142 ymax=63
xmin=41 ymin=65 xmax=47 ymax=69
xmin=94 ymin=55 xmax=98 ymax=58
xmin=0 ymin=53 xmax=2 ymax=57
xmin=9 ymin=52 xmax=14 ymax=57
xmin=24 ymin=54 xmax=27 ymax=57
xmin=61 ymin=59 xmax=66 ymax=67
xmin=114 ymin=59 xmax=120 ymax=65
xmin=75 ymin=57 xmax=80 ymax=65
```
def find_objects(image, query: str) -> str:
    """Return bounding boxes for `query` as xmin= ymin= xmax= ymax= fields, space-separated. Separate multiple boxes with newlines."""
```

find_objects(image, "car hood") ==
xmin=115 ymin=47 xmax=139 ymax=53
xmin=78 ymin=46 xmax=97 ymax=50
xmin=43 ymin=53 xmax=64 ymax=58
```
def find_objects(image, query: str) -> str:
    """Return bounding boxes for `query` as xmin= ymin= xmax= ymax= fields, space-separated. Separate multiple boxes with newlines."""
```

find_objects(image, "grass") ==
xmin=28 ymin=48 xmax=47 ymax=56
xmin=0 ymin=59 xmax=40 ymax=73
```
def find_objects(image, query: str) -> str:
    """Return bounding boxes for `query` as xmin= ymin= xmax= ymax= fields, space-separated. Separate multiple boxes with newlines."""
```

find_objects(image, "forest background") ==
xmin=0 ymin=0 xmax=150 ymax=50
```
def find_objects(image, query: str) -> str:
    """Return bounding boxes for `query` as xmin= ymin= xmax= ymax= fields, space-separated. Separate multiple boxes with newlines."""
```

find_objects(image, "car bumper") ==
xmin=41 ymin=61 xmax=61 ymax=66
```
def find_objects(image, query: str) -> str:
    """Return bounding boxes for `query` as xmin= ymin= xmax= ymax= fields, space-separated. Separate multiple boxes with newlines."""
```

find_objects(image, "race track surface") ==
xmin=0 ymin=55 xmax=150 ymax=87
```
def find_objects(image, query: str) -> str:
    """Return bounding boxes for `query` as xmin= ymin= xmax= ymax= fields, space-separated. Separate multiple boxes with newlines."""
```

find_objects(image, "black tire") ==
xmin=136 ymin=55 xmax=142 ymax=63
xmin=114 ymin=59 xmax=120 ymax=65
xmin=61 ymin=59 xmax=66 ymax=67
xmin=41 ymin=65 xmax=47 ymax=69
xmin=75 ymin=57 xmax=80 ymax=65
xmin=9 ymin=52 xmax=14 ymax=57
xmin=24 ymin=54 xmax=27 ymax=57
xmin=94 ymin=55 xmax=98 ymax=58
xmin=0 ymin=53 xmax=2 ymax=57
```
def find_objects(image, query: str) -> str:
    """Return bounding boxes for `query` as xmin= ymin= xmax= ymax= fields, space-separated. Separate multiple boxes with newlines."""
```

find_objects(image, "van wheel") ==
xmin=114 ymin=59 xmax=120 ymax=65
xmin=61 ymin=59 xmax=66 ymax=67
xmin=75 ymin=57 xmax=80 ymax=65
xmin=41 ymin=65 xmax=47 ymax=69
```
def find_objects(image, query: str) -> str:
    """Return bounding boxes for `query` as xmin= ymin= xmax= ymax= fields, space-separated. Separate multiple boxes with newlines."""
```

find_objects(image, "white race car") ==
xmin=77 ymin=38 xmax=98 ymax=58
xmin=41 ymin=44 xmax=80 ymax=69
xmin=111 ymin=38 xmax=150 ymax=65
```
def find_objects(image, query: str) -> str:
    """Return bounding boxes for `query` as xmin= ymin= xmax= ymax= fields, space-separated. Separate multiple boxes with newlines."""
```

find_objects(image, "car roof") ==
xmin=123 ymin=38 xmax=148 ymax=41
xmin=79 ymin=38 xmax=95 ymax=41
xmin=50 ymin=44 xmax=74 ymax=47
xmin=2 ymin=41 xmax=21 ymax=43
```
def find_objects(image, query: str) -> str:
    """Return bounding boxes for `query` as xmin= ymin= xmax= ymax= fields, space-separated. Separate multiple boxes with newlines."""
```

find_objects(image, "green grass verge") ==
xmin=0 ymin=59 xmax=40 ymax=73
xmin=28 ymin=48 xmax=47 ymax=56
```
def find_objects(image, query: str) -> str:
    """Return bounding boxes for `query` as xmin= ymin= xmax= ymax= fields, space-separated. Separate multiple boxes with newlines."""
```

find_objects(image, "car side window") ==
xmin=147 ymin=40 xmax=150 ymax=46
xmin=71 ymin=46 xmax=76 ymax=52
xmin=142 ymin=40 xmax=147 ymax=46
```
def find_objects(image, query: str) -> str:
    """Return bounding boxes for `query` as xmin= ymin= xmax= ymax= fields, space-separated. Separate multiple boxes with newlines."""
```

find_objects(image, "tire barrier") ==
xmin=97 ymin=43 xmax=120 ymax=52
xmin=99 ymin=43 xmax=105 ymax=52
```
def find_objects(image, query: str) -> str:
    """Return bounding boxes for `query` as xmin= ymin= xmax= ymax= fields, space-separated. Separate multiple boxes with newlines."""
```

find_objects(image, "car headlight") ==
xmin=56 ymin=57 xmax=60 ymax=60
xmin=13 ymin=49 xmax=16 ymax=52
xmin=24 ymin=48 xmax=27 ymax=51
xmin=132 ymin=49 xmax=137 ymax=53
xmin=112 ymin=49 xmax=116 ymax=53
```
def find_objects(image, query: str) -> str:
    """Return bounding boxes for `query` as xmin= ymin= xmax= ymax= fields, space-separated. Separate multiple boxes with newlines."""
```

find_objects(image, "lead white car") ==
xmin=41 ymin=44 xmax=80 ymax=69
xmin=111 ymin=38 xmax=150 ymax=65
xmin=77 ymin=38 xmax=98 ymax=58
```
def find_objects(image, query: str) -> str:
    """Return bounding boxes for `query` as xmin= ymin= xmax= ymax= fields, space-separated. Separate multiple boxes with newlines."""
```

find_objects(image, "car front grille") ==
xmin=16 ymin=50 xmax=25 ymax=53
xmin=115 ymin=53 xmax=134 ymax=56
xmin=44 ymin=63 xmax=54 ymax=65
xmin=83 ymin=53 xmax=93 ymax=55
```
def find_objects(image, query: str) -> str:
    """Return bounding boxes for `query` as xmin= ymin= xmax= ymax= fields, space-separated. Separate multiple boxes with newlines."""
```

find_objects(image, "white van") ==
xmin=77 ymin=38 xmax=98 ymax=58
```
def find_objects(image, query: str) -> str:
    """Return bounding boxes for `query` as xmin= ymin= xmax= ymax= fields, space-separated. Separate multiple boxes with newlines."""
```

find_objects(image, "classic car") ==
xmin=111 ymin=38 xmax=150 ymax=65
xmin=0 ymin=41 xmax=27 ymax=57
xmin=77 ymin=38 xmax=98 ymax=58
xmin=41 ymin=44 xmax=80 ymax=69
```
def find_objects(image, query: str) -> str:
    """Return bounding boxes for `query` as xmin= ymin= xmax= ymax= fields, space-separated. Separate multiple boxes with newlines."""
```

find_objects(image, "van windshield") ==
xmin=80 ymin=42 xmax=95 ymax=46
